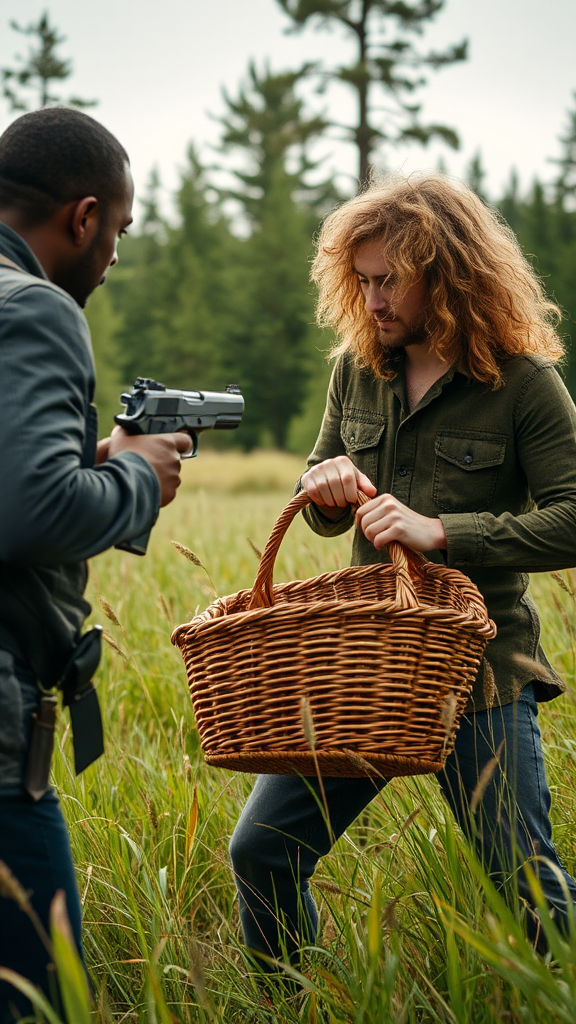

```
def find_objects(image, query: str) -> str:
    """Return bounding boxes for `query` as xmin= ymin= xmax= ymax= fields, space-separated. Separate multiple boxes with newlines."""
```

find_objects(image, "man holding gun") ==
xmin=0 ymin=108 xmax=190 ymax=1018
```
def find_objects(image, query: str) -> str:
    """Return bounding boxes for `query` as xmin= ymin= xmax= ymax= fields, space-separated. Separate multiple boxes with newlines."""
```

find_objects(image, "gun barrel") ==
xmin=114 ymin=380 xmax=244 ymax=435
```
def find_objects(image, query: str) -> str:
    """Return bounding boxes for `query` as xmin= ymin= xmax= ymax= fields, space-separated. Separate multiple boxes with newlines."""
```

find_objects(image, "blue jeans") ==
xmin=229 ymin=684 xmax=576 ymax=964
xmin=0 ymin=652 xmax=83 ymax=1023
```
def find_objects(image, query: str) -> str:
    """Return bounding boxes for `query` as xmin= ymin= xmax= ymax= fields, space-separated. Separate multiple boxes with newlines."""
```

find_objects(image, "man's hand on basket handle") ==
xmin=301 ymin=456 xmax=377 ymax=520
xmin=356 ymin=494 xmax=447 ymax=553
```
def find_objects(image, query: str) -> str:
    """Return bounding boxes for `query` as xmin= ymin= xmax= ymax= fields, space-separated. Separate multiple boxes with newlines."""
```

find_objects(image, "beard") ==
xmin=52 ymin=231 xmax=107 ymax=308
xmin=376 ymin=315 xmax=430 ymax=351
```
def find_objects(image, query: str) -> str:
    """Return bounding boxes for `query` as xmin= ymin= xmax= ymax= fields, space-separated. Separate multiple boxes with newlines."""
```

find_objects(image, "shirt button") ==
xmin=404 ymin=421 xmax=414 ymax=432
xmin=398 ymin=465 xmax=408 ymax=477
xmin=463 ymin=454 xmax=473 ymax=465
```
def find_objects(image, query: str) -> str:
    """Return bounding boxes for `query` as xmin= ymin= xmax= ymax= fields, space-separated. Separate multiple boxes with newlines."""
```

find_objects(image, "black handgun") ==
xmin=114 ymin=377 xmax=244 ymax=555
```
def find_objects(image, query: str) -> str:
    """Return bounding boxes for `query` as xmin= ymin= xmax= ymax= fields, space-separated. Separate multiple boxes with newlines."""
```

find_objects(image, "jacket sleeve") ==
xmin=298 ymin=358 xmax=356 ymax=538
xmin=441 ymin=362 xmax=576 ymax=572
xmin=0 ymin=282 xmax=160 ymax=566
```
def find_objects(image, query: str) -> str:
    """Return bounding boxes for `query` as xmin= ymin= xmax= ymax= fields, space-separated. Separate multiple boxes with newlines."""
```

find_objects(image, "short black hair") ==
xmin=0 ymin=107 xmax=130 ymax=224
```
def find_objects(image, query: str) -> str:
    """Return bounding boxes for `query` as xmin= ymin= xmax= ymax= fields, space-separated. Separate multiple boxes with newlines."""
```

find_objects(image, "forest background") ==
xmin=2 ymin=0 xmax=576 ymax=455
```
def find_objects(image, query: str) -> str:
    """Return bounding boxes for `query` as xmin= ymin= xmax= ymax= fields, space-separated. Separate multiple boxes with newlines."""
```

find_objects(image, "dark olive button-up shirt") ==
xmin=301 ymin=350 xmax=576 ymax=710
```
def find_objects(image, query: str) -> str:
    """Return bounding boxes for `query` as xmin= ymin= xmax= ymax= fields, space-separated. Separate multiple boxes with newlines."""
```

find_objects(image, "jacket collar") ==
xmin=0 ymin=220 xmax=48 ymax=280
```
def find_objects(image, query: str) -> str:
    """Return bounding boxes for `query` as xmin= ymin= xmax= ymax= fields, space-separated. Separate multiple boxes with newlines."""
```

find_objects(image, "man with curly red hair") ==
xmin=230 ymin=173 xmax=576 ymax=969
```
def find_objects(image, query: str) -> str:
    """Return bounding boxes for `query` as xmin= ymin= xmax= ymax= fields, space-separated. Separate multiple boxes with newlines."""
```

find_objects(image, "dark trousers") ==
xmin=0 ymin=652 xmax=83 ymax=1023
xmin=229 ymin=684 xmax=576 ymax=964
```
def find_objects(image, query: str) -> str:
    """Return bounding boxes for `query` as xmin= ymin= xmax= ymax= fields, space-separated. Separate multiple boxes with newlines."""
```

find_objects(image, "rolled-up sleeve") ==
xmin=0 ymin=283 xmax=160 ymax=565
xmin=441 ymin=363 xmax=576 ymax=572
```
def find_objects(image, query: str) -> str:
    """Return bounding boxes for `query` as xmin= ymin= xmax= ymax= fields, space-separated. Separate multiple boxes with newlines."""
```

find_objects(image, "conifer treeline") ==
xmin=89 ymin=75 xmax=576 ymax=452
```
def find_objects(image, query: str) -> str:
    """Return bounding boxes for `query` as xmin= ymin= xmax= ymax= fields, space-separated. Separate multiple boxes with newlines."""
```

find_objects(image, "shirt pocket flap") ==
xmin=434 ymin=432 xmax=506 ymax=471
xmin=341 ymin=417 xmax=386 ymax=453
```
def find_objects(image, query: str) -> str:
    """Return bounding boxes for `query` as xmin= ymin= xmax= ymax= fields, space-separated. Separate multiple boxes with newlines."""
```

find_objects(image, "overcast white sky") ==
xmin=1 ymin=0 xmax=575 ymax=221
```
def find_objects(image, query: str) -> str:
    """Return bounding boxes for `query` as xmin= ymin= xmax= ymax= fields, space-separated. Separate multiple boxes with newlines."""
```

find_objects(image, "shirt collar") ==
xmin=0 ymin=220 xmax=48 ymax=280
xmin=387 ymin=350 xmax=463 ymax=418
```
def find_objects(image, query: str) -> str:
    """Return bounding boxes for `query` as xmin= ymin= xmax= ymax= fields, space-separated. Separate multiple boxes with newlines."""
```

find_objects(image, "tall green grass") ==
xmin=7 ymin=452 xmax=576 ymax=1022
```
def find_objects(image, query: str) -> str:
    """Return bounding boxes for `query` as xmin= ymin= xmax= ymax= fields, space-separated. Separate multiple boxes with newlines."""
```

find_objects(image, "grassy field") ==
xmin=10 ymin=451 xmax=576 ymax=1023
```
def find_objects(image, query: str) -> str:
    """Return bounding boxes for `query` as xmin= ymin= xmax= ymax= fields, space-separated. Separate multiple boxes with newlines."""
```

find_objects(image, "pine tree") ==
xmin=276 ymin=0 xmax=466 ymax=183
xmin=107 ymin=148 xmax=245 ymax=399
xmin=552 ymin=92 xmax=576 ymax=206
xmin=217 ymin=61 xmax=337 ymax=225
xmin=215 ymin=64 xmax=334 ymax=448
xmin=499 ymin=169 xmax=521 ymax=234
xmin=1 ymin=11 xmax=96 ymax=111
xmin=466 ymin=150 xmax=488 ymax=203
xmin=233 ymin=165 xmax=321 ymax=449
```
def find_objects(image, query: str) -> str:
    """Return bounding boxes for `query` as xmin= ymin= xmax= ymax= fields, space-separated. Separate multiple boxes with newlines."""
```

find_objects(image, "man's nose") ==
xmin=110 ymin=250 xmax=119 ymax=267
xmin=364 ymin=282 xmax=389 ymax=313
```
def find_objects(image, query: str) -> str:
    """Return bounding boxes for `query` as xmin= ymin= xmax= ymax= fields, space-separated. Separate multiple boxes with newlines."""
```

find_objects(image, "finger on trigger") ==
xmin=176 ymin=432 xmax=194 ymax=455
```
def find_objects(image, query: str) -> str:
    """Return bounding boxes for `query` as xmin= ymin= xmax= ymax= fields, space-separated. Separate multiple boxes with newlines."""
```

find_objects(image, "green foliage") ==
xmin=494 ymin=177 xmax=576 ymax=395
xmin=1 ymin=10 xmax=97 ymax=111
xmin=225 ymin=164 xmax=322 ymax=449
xmin=276 ymin=0 xmax=466 ymax=181
xmin=107 ymin=149 xmax=244 ymax=397
xmin=84 ymin=286 xmax=125 ymax=435
xmin=50 ymin=891 xmax=92 ymax=1024
xmin=102 ymin=70 xmax=334 ymax=452
xmin=466 ymin=150 xmax=489 ymax=204
xmin=212 ymin=63 xmax=336 ymax=449
xmin=552 ymin=91 xmax=576 ymax=204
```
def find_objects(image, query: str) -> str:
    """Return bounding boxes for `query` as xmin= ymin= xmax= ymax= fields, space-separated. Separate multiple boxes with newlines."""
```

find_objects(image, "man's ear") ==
xmin=69 ymin=196 xmax=99 ymax=247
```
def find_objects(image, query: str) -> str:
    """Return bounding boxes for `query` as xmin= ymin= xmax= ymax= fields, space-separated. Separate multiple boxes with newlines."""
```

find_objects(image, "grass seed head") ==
xmin=300 ymin=696 xmax=317 ymax=750
xmin=440 ymin=691 xmax=458 ymax=736
xmin=158 ymin=593 xmax=173 ymax=623
xmin=482 ymin=659 xmax=496 ymax=706
xmin=98 ymin=597 xmax=122 ymax=629
xmin=102 ymin=630 xmax=128 ymax=660
xmin=470 ymin=740 xmax=504 ymax=813
xmin=171 ymin=541 xmax=204 ymax=567
xmin=246 ymin=536 xmax=263 ymax=558
xmin=551 ymin=571 xmax=574 ymax=597
xmin=342 ymin=748 xmax=378 ymax=775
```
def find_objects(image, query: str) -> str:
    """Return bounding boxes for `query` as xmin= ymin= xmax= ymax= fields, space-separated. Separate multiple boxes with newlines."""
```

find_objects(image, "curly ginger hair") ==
xmin=311 ymin=173 xmax=564 ymax=385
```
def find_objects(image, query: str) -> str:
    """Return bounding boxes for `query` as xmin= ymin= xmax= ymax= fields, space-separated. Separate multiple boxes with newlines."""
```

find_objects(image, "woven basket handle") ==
xmin=248 ymin=490 xmax=422 ymax=610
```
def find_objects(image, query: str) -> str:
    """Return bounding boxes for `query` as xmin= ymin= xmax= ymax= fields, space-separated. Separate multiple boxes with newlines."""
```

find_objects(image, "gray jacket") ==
xmin=0 ymin=220 xmax=160 ymax=685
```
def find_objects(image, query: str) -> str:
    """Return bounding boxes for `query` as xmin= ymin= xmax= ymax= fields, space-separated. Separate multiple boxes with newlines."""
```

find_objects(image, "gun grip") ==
xmin=115 ymin=529 xmax=150 ymax=556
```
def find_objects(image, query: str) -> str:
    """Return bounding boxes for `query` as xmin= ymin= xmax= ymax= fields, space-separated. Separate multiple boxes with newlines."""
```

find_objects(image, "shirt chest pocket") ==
xmin=340 ymin=415 xmax=386 ymax=484
xmin=432 ymin=430 xmax=506 ymax=512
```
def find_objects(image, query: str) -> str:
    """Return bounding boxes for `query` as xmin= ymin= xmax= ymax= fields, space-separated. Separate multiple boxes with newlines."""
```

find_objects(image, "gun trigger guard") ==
xmin=181 ymin=430 xmax=198 ymax=459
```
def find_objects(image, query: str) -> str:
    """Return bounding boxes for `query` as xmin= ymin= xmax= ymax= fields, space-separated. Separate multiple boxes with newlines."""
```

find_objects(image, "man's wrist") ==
xmin=431 ymin=517 xmax=448 ymax=550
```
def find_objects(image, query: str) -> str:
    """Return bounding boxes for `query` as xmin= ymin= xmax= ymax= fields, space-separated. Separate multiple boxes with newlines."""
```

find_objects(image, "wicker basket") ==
xmin=172 ymin=491 xmax=496 ymax=778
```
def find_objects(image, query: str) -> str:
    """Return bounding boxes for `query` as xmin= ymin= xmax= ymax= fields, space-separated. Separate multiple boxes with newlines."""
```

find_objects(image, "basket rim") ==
xmin=203 ymin=749 xmax=447 ymax=777
xmin=172 ymin=591 xmax=496 ymax=646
